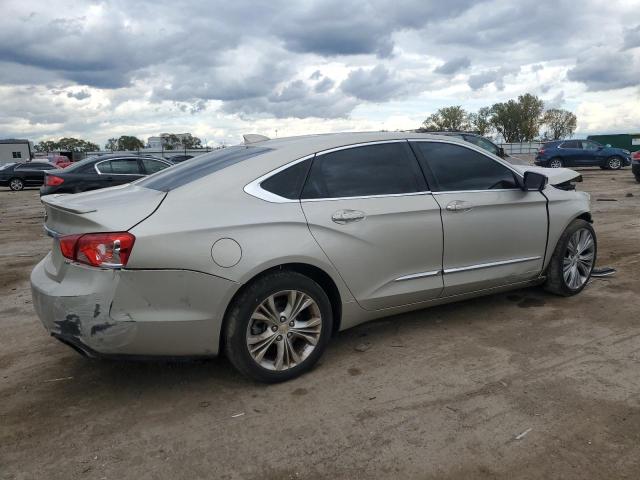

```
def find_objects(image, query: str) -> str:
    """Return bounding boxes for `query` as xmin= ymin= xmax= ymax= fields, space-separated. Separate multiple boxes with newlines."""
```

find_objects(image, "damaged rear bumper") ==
xmin=30 ymin=254 xmax=239 ymax=357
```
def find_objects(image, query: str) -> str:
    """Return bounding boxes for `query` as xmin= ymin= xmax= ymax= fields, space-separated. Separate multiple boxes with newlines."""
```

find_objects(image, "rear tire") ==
xmin=9 ymin=178 xmax=24 ymax=191
xmin=548 ymin=158 xmax=563 ymax=168
xmin=544 ymin=219 xmax=597 ymax=296
xmin=606 ymin=156 xmax=622 ymax=170
xmin=223 ymin=271 xmax=333 ymax=383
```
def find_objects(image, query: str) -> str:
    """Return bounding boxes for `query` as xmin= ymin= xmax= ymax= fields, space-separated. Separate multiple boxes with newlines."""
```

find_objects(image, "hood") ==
xmin=41 ymin=184 xmax=166 ymax=235
xmin=511 ymin=165 xmax=582 ymax=186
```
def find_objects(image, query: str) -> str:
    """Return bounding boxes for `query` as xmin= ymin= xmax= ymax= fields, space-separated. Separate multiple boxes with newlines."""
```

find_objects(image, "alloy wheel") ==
xmin=9 ymin=179 xmax=23 ymax=191
xmin=246 ymin=290 xmax=322 ymax=371
xmin=549 ymin=159 xmax=562 ymax=168
xmin=608 ymin=157 xmax=621 ymax=169
xmin=563 ymin=228 xmax=595 ymax=290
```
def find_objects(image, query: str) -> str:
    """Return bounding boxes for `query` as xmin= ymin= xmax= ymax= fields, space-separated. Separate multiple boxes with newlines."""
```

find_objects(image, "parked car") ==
xmin=632 ymin=151 xmax=640 ymax=182
xmin=40 ymin=154 xmax=173 ymax=195
xmin=0 ymin=161 xmax=60 ymax=191
xmin=535 ymin=140 xmax=631 ymax=169
xmin=168 ymin=154 xmax=194 ymax=163
xmin=50 ymin=155 xmax=72 ymax=168
xmin=31 ymin=132 xmax=596 ymax=382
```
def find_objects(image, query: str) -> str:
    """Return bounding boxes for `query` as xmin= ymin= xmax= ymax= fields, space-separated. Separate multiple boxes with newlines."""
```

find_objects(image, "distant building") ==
xmin=147 ymin=133 xmax=192 ymax=149
xmin=0 ymin=139 xmax=33 ymax=165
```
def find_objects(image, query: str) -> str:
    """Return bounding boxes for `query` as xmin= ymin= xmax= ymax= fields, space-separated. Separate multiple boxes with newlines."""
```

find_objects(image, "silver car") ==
xmin=31 ymin=132 xmax=596 ymax=382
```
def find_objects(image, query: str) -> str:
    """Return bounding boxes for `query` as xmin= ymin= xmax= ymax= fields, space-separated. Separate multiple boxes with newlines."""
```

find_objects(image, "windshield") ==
xmin=138 ymin=146 xmax=272 ymax=192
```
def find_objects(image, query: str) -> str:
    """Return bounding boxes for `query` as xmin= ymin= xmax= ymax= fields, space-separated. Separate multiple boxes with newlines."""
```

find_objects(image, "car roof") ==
xmin=247 ymin=131 xmax=473 ymax=158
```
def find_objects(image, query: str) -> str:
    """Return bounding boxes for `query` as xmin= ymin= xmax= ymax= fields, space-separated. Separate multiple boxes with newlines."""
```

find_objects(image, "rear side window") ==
xmin=97 ymin=159 xmax=141 ymax=174
xmin=261 ymin=159 xmax=311 ymax=199
xmin=141 ymin=158 xmax=170 ymax=174
xmin=412 ymin=142 xmax=518 ymax=191
xmin=139 ymin=146 xmax=272 ymax=192
xmin=560 ymin=140 xmax=580 ymax=149
xmin=301 ymin=142 xmax=426 ymax=199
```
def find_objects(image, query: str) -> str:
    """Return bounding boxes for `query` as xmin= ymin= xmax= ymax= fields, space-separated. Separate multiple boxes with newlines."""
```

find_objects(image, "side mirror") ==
xmin=522 ymin=171 xmax=548 ymax=191
xmin=498 ymin=147 xmax=506 ymax=158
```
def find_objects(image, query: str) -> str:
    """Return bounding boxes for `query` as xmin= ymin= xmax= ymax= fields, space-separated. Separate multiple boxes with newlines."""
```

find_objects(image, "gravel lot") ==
xmin=1 ymin=169 xmax=639 ymax=479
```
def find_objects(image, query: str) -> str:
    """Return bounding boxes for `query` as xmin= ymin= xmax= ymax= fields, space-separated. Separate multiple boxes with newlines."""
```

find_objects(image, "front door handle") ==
xmin=445 ymin=200 xmax=473 ymax=212
xmin=332 ymin=209 xmax=366 ymax=224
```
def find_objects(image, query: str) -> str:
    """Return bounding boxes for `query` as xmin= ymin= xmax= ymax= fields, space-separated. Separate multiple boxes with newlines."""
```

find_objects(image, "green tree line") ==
xmin=420 ymin=93 xmax=577 ymax=142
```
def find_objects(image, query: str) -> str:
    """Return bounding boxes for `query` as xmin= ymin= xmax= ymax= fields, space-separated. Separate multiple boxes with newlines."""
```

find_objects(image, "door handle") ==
xmin=332 ymin=209 xmax=366 ymax=224
xmin=445 ymin=200 xmax=473 ymax=212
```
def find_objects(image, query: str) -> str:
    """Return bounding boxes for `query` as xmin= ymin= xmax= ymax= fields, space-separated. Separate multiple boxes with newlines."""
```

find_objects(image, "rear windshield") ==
xmin=138 ymin=146 xmax=272 ymax=192
xmin=0 ymin=162 xmax=16 ymax=170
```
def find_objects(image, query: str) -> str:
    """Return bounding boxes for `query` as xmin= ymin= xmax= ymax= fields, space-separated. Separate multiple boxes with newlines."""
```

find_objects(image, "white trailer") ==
xmin=0 ymin=139 xmax=33 ymax=165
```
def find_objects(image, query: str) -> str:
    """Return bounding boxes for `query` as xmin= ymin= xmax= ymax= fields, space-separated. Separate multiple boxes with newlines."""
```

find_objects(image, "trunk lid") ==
xmin=42 ymin=184 xmax=166 ymax=235
xmin=42 ymin=184 xmax=166 ymax=277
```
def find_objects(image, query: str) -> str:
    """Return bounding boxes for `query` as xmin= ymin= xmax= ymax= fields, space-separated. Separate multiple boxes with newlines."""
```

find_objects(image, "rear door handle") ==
xmin=332 ymin=209 xmax=366 ymax=224
xmin=445 ymin=200 xmax=473 ymax=212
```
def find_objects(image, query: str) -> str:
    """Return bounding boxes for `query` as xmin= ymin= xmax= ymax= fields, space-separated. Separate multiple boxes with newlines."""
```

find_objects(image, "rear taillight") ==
xmin=59 ymin=232 xmax=135 ymax=268
xmin=45 ymin=175 xmax=64 ymax=186
xmin=538 ymin=148 xmax=545 ymax=155
xmin=632 ymin=151 xmax=640 ymax=160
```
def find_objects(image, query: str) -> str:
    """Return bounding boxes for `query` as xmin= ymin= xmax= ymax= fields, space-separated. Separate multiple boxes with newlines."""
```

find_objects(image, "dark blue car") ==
xmin=535 ymin=139 xmax=631 ymax=169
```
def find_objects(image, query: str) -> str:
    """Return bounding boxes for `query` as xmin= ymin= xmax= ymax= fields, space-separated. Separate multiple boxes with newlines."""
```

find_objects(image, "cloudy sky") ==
xmin=1 ymin=0 xmax=639 ymax=147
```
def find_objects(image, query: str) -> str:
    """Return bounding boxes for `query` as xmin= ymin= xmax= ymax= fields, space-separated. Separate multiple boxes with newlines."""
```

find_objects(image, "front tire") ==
xmin=544 ymin=219 xmax=597 ymax=296
xmin=9 ymin=178 xmax=24 ymax=191
xmin=606 ymin=156 xmax=622 ymax=170
xmin=223 ymin=271 xmax=333 ymax=383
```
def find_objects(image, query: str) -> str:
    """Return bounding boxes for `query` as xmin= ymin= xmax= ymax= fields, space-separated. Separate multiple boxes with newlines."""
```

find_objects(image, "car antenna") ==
xmin=243 ymin=134 xmax=270 ymax=145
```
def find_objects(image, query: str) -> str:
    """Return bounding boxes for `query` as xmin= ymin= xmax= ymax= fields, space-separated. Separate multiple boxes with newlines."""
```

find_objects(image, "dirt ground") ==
xmin=1 ymin=169 xmax=639 ymax=480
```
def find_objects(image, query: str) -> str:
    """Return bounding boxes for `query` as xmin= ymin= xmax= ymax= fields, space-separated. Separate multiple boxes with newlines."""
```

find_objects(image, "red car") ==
xmin=50 ymin=155 xmax=72 ymax=168
xmin=632 ymin=151 xmax=640 ymax=183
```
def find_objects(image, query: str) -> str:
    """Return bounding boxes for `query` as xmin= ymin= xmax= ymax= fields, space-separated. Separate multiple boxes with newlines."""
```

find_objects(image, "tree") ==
xmin=34 ymin=140 xmax=59 ymax=153
xmin=542 ymin=109 xmax=577 ymax=140
xmin=117 ymin=135 xmax=145 ymax=151
xmin=490 ymin=93 xmax=544 ymax=142
xmin=180 ymin=134 xmax=203 ymax=149
xmin=468 ymin=106 xmax=492 ymax=136
xmin=105 ymin=138 xmax=118 ymax=151
xmin=422 ymin=106 xmax=470 ymax=131
xmin=34 ymin=138 xmax=98 ymax=153
xmin=56 ymin=137 xmax=100 ymax=152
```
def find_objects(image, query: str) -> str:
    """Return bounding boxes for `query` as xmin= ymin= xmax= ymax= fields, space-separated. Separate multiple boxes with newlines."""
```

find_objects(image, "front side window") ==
xmin=582 ymin=141 xmax=600 ymax=151
xmin=301 ymin=142 xmax=426 ymax=199
xmin=97 ymin=159 xmax=141 ymax=175
xmin=412 ymin=142 xmax=519 ymax=191
xmin=141 ymin=158 xmax=170 ymax=174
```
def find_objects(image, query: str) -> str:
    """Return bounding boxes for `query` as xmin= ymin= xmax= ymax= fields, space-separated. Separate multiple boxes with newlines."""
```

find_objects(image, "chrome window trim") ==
xmin=394 ymin=270 xmax=441 ymax=282
xmin=243 ymin=154 xmax=315 ymax=203
xmin=434 ymin=188 xmax=522 ymax=194
xmin=443 ymin=256 xmax=542 ymax=274
xmin=301 ymin=191 xmax=432 ymax=203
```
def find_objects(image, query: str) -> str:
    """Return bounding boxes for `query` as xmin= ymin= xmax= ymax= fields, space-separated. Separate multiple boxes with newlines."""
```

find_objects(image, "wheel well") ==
xmin=576 ymin=212 xmax=593 ymax=223
xmin=219 ymin=263 xmax=343 ymax=352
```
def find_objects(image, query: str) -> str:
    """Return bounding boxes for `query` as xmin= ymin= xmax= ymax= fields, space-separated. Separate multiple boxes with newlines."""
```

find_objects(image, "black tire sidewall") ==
xmin=224 ymin=271 xmax=333 ymax=383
